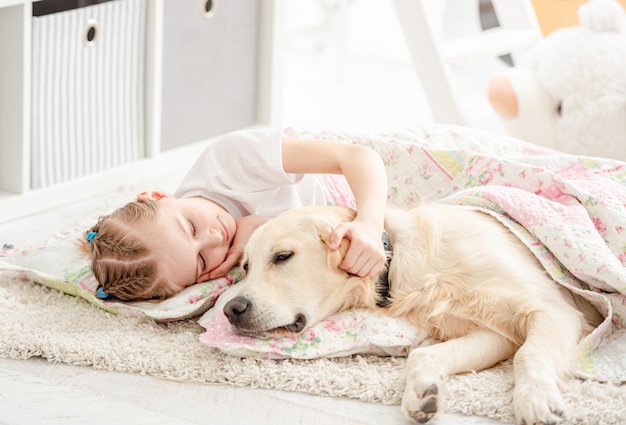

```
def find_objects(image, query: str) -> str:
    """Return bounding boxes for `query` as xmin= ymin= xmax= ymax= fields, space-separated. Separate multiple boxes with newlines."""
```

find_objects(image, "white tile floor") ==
xmin=0 ymin=1 xmax=510 ymax=424
xmin=0 ymin=357 xmax=500 ymax=425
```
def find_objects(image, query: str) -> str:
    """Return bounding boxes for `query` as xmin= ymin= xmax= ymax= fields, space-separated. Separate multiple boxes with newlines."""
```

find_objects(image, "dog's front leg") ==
xmin=402 ymin=330 xmax=516 ymax=423
xmin=512 ymin=308 xmax=583 ymax=425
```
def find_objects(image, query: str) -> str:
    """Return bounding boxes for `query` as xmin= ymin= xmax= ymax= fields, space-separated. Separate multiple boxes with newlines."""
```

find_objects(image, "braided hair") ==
xmin=83 ymin=199 xmax=180 ymax=301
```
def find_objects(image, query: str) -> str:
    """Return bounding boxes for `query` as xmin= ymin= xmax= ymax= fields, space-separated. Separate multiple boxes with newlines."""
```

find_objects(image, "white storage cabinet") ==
xmin=0 ymin=0 xmax=282 ymax=222
xmin=30 ymin=0 xmax=146 ymax=189
xmin=160 ymin=0 xmax=260 ymax=150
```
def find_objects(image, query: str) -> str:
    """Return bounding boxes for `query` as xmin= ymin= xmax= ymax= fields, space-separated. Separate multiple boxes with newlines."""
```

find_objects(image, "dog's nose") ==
xmin=223 ymin=296 xmax=250 ymax=325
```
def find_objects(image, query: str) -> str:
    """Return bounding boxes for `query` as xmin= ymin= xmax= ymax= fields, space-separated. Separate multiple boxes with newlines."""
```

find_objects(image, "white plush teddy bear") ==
xmin=487 ymin=0 xmax=626 ymax=161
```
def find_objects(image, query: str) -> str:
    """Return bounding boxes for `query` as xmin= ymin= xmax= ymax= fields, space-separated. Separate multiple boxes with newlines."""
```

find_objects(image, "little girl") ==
xmin=84 ymin=127 xmax=388 ymax=301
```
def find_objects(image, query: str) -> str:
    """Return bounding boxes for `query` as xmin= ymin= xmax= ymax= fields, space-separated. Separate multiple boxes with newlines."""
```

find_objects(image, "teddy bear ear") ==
xmin=578 ymin=0 xmax=626 ymax=33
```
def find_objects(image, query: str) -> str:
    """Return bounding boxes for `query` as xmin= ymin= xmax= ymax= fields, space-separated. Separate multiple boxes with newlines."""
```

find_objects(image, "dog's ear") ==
xmin=313 ymin=206 xmax=357 ymax=270
xmin=319 ymin=226 xmax=379 ymax=311
xmin=319 ymin=233 xmax=350 ymax=271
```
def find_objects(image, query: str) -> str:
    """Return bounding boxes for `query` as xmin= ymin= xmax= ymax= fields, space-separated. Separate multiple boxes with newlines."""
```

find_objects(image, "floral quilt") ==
xmin=200 ymin=125 xmax=626 ymax=383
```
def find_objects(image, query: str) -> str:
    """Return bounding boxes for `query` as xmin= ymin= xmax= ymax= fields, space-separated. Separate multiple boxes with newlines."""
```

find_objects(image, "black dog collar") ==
xmin=376 ymin=230 xmax=393 ymax=308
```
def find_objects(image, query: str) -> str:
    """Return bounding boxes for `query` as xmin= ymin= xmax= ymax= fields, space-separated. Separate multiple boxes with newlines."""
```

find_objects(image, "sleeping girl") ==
xmin=83 ymin=127 xmax=389 ymax=301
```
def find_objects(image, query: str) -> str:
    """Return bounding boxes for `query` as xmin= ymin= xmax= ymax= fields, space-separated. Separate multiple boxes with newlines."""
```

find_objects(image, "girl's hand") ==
xmin=328 ymin=221 xmax=386 ymax=278
xmin=208 ymin=215 xmax=271 ymax=279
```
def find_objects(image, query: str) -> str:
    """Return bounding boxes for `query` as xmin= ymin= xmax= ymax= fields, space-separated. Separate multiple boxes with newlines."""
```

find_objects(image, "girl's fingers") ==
xmin=209 ymin=251 xmax=242 ymax=279
xmin=329 ymin=224 xmax=349 ymax=250
xmin=340 ymin=247 xmax=385 ymax=278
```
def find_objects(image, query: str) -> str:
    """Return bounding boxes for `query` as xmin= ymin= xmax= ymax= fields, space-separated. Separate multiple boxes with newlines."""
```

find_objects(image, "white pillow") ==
xmin=0 ymin=224 xmax=242 ymax=321
xmin=198 ymin=284 xmax=436 ymax=359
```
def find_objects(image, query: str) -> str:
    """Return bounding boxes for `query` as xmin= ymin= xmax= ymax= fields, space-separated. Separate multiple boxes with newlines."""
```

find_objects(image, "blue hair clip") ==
xmin=96 ymin=287 xmax=109 ymax=299
xmin=87 ymin=231 xmax=98 ymax=242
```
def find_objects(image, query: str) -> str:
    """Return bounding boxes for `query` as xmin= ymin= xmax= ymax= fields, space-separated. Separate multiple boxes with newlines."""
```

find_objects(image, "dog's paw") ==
xmin=513 ymin=379 xmax=566 ymax=425
xmin=402 ymin=379 xmax=445 ymax=424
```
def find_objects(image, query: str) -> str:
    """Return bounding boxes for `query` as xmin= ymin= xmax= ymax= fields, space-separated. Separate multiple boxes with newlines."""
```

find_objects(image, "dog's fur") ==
xmin=223 ymin=205 xmax=602 ymax=424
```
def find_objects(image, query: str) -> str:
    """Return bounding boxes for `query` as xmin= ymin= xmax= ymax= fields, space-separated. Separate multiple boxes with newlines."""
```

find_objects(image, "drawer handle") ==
xmin=84 ymin=19 xmax=99 ymax=47
xmin=200 ymin=0 xmax=217 ymax=18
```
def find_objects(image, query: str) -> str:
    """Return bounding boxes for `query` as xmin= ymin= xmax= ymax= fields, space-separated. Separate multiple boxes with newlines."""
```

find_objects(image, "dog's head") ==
xmin=223 ymin=205 xmax=380 ymax=338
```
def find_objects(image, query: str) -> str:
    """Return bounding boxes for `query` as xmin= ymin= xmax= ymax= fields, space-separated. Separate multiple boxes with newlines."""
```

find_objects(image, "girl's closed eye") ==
xmin=188 ymin=218 xmax=197 ymax=236
xmin=188 ymin=219 xmax=207 ymax=273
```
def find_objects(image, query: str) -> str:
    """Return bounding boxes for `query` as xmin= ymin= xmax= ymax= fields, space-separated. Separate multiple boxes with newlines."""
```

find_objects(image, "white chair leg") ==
xmin=391 ymin=0 xmax=467 ymax=125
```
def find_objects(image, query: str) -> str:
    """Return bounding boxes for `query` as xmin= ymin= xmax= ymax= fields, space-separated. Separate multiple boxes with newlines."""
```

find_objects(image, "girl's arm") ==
xmin=282 ymin=138 xmax=388 ymax=278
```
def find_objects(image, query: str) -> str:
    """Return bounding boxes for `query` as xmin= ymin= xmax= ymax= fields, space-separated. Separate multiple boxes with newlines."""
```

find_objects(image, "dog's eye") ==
xmin=241 ymin=262 xmax=248 ymax=273
xmin=273 ymin=251 xmax=293 ymax=264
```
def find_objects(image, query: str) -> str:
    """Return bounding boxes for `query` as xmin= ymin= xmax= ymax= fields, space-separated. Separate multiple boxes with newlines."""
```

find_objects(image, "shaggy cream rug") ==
xmin=2 ymin=127 xmax=626 ymax=424
xmin=1 ymin=271 xmax=625 ymax=425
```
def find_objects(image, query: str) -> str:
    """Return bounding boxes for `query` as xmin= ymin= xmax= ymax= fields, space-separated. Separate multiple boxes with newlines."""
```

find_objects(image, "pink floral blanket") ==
xmin=200 ymin=125 xmax=626 ymax=383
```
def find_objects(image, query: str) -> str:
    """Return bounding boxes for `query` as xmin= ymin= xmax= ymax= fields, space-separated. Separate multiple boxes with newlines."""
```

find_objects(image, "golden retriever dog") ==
xmin=223 ymin=205 xmax=602 ymax=424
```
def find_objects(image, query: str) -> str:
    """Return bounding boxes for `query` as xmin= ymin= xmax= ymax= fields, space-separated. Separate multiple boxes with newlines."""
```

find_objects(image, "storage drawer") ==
xmin=160 ymin=0 xmax=259 ymax=150
xmin=31 ymin=0 xmax=145 ymax=189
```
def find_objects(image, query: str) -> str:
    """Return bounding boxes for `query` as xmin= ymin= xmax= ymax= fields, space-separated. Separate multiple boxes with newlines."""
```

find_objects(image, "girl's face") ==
xmin=139 ymin=195 xmax=236 ymax=289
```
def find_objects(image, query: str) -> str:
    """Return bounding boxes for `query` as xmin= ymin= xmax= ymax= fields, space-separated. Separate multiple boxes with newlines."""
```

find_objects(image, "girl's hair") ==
xmin=83 ymin=199 xmax=180 ymax=301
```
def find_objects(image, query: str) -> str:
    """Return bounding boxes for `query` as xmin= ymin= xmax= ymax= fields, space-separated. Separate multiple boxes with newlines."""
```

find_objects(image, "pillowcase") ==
xmin=0 ymin=224 xmax=243 ymax=321
xmin=198 ymin=284 xmax=436 ymax=359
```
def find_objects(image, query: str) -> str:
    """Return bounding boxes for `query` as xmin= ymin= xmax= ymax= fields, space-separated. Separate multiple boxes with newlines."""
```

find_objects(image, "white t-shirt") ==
xmin=174 ymin=127 xmax=329 ymax=219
